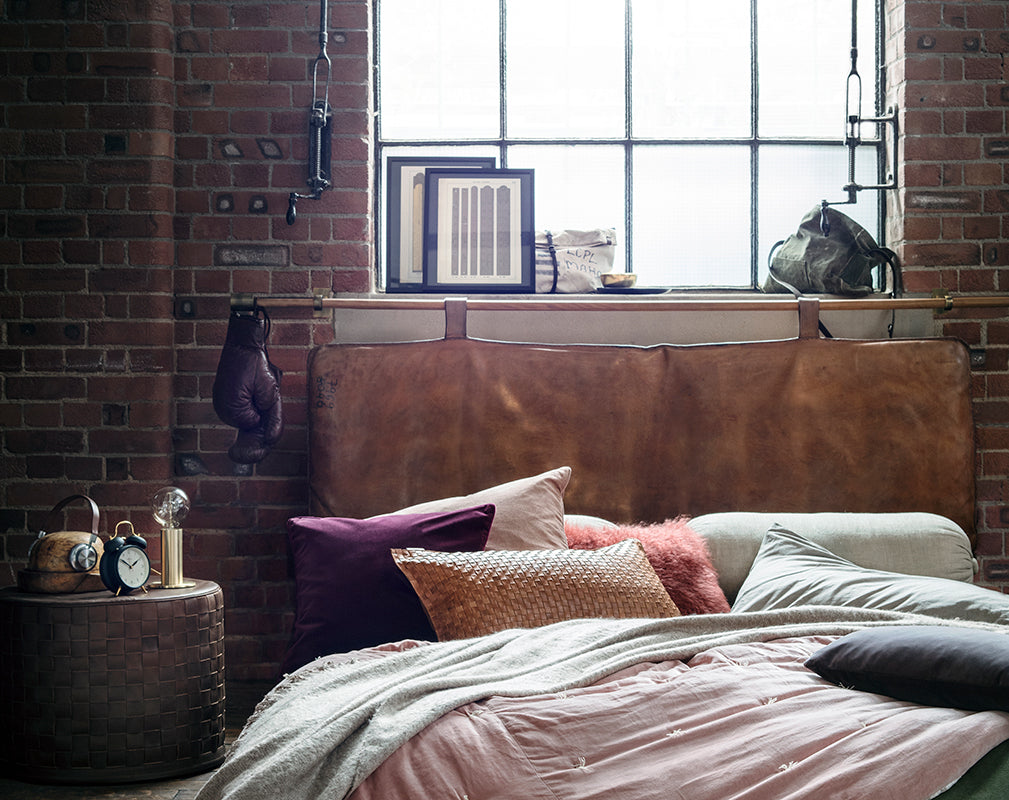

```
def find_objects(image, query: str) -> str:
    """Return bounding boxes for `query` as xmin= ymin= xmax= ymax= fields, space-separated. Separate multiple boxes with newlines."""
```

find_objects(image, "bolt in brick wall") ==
xmin=2 ymin=1 xmax=1009 ymax=709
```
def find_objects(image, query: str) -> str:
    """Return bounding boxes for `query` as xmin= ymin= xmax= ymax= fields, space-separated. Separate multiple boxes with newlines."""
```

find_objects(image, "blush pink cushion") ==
xmin=565 ymin=518 xmax=730 ymax=615
xmin=283 ymin=505 xmax=495 ymax=674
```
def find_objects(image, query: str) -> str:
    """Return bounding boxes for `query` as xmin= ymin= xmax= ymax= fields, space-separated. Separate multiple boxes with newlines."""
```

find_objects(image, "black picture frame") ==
xmin=385 ymin=157 xmax=497 ymax=292
xmin=422 ymin=168 xmax=535 ymax=293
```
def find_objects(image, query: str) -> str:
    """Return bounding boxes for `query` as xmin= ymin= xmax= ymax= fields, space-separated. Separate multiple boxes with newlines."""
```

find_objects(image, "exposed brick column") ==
xmin=1 ymin=2 xmax=176 ymax=551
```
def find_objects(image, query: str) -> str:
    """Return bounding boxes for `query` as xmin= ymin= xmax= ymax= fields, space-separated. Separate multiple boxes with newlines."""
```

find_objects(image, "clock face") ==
xmin=116 ymin=545 xmax=150 ymax=589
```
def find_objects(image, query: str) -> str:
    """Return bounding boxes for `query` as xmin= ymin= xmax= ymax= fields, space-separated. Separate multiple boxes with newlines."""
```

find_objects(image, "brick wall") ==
xmin=1 ymin=0 xmax=1008 ymax=702
xmin=885 ymin=0 xmax=1009 ymax=585
xmin=0 ymin=0 xmax=372 ymax=693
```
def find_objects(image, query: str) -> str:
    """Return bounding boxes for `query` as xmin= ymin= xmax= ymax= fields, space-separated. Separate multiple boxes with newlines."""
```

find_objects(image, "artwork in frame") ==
xmin=385 ymin=157 xmax=497 ymax=292
xmin=422 ymin=168 xmax=535 ymax=294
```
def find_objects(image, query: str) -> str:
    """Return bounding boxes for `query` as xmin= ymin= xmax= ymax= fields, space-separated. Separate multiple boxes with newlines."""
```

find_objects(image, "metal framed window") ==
xmin=374 ymin=0 xmax=885 ymax=290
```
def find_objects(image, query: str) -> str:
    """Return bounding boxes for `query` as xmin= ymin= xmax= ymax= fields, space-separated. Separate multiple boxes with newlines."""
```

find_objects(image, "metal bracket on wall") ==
xmin=230 ymin=292 xmax=330 ymax=314
xmin=285 ymin=0 xmax=345 ymax=225
xmin=823 ymin=0 xmax=898 ymax=211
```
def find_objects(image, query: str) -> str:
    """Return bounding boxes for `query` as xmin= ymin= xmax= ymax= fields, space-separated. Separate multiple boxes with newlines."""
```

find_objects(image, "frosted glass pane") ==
xmin=509 ymin=145 xmax=626 ymax=270
xmin=380 ymin=0 xmax=500 ymax=139
xmin=633 ymin=146 xmax=751 ymax=287
xmin=758 ymin=0 xmax=877 ymax=138
xmin=632 ymin=0 xmax=751 ymax=138
xmin=507 ymin=0 xmax=625 ymax=137
xmin=757 ymin=144 xmax=881 ymax=285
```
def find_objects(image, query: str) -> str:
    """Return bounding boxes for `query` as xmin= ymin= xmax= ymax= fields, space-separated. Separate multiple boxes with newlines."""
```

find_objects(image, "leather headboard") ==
xmin=308 ymin=335 xmax=975 ymax=543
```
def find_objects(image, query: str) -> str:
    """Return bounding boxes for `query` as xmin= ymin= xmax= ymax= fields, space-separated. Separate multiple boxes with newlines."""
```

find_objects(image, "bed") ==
xmin=198 ymin=301 xmax=1009 ymax=800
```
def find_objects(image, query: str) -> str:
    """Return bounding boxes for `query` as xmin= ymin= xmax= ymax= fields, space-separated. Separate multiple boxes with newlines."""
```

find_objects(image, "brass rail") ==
xmin=230 ymin=292 xmax=1009 ymax=314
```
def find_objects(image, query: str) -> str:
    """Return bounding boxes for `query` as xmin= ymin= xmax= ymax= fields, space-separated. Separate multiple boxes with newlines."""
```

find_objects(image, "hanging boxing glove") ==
xmin=213 ymin=309 xmax=283 ymax=464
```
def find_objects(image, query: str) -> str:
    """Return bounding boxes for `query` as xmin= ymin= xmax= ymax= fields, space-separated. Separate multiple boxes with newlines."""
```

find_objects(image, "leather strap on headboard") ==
xmin=308 ymin=336 xmax=976 ymax=543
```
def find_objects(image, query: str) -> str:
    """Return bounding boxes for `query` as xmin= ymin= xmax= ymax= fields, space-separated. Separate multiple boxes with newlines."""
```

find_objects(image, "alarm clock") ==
xmin=99 ymin=521 xmax=151 ymax=595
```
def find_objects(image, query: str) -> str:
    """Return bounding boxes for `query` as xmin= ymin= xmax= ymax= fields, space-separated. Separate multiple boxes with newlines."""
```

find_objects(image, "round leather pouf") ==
xmin=0 ymin=580 xmax=226 ymax=784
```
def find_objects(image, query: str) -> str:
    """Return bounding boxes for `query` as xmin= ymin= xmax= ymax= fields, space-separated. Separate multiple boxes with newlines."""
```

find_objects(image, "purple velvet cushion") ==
xmin=282 ymin=504 xmax=495 ymax=674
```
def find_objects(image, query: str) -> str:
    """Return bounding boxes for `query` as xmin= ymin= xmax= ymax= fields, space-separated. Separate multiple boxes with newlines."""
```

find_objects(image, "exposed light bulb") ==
xmin=152 ymin=486 xmax=191 ymax=529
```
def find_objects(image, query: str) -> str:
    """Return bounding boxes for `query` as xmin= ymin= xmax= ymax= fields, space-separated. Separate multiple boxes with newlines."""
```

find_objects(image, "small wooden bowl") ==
xmin=600 ymin=272 xmax=637 ymax=288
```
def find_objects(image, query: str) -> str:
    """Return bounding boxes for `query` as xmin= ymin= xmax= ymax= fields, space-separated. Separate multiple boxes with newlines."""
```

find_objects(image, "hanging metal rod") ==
xmin=230 ymin=292 xmax=1009 ymax=314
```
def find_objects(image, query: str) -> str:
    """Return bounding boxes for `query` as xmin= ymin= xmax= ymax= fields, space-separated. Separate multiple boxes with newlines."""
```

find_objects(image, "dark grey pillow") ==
xmin=805 ymin=626 xmax=1009 ymax=711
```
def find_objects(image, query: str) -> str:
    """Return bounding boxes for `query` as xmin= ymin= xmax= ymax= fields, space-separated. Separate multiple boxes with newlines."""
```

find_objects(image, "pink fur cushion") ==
xmin=565 ymin=518 xmax=730 ymax=615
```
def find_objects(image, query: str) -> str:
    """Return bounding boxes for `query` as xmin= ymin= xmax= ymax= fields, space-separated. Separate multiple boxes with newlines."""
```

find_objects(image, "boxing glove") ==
xmin=213 ymin=310 xmax=283 ymax=463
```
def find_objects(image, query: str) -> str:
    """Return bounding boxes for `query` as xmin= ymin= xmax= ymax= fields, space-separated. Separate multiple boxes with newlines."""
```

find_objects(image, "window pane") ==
xmin=507 ymin=0 xmax=625 ymax=138
xmin=379 ymin=0 xmax=500 ymax=139
xmin=758 ymin=0 xmax=877 ymax=139
xmin=633 ymin=146 xmax=751 ymax=287
xmin=757 ymin=144 xmax=881 ymax=285
xmin=632 ymin=0 xmax=752 ymax=139
xmin=509 ymin=145 xmax=626 ymax=271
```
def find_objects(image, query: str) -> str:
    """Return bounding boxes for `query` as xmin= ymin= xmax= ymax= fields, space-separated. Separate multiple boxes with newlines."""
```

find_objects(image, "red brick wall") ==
xmin=1 ymin=0 xmax=371 ymax=691
xmin=885 ymin=0 xmax=1009 ymax=585
xmin=1 ymin=1 xmax=1008 ymax=699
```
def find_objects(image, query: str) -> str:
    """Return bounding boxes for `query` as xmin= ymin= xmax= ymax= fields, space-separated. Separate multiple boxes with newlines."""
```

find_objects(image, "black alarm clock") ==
xmin=99 ymin=521 xmax=151 ymax=595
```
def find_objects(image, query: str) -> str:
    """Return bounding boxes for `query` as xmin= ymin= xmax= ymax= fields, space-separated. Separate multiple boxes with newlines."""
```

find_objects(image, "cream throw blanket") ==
xmin=195 ymin=607 xmax=1000 ymax=800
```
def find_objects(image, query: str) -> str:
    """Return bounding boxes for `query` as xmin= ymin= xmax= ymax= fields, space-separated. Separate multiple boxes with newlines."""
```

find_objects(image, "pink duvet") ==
xmin=351 ymin=636 xmax=1009 ymax=800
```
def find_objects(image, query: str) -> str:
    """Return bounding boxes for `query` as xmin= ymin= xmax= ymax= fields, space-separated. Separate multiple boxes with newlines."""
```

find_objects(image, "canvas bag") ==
xmin=763 ymin=205 xmax=901 ymax=296
xmin=535 ymin=229 xmax=617 ymax=293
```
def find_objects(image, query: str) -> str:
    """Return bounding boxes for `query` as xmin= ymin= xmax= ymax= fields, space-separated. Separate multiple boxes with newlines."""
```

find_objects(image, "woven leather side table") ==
xmin=0 ymin=580 xmax=226 ymax=785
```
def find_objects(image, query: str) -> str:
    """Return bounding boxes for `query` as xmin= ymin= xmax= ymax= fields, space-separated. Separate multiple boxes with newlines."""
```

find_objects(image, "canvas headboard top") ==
xmin=307 ymin=310 xmax=975 ymax=545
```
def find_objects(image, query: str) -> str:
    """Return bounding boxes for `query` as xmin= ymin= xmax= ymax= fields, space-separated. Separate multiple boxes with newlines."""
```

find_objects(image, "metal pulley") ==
xmin=822 ymin=0 xmax=898 ymax=228
xmin=287 ymin=0 xmax=336 ymax=225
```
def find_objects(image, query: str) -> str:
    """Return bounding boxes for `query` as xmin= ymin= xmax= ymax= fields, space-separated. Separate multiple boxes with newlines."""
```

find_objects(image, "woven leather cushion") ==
xmin=393 ymin=539 xmax=680 ymax=641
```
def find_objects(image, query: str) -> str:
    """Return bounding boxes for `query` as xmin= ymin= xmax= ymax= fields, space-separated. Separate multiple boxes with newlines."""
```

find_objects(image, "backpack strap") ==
xmin=544 ymin=230 xmax=559 ymax=294
xmin=767 ymin=241 xmax=834 ymax=339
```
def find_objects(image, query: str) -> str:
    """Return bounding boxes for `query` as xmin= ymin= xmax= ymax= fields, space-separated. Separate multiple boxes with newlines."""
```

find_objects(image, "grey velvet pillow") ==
xmin=805 ymin=626 xmax=1009 ymax=711
xmin=732 ymin=526 xmax=1009 ymax=624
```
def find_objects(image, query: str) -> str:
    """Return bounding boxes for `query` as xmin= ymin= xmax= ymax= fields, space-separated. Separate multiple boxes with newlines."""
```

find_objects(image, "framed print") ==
xmin=385 ymin=157 xmax=497 ymax=292
xmin=422 ymin=168 xmax=535 ymax=293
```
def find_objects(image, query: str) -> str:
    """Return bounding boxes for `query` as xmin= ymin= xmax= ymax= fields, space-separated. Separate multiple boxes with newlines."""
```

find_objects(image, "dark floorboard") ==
xmin=0 ymin=745 xmax=230 ymax=800
xmin=0 ymin=767 xmax=221 ymax=800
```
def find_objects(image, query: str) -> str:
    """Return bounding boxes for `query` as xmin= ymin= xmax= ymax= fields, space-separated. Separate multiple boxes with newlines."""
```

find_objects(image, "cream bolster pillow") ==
xmin=392 ymin=538 xmax=680 ymax=641
xmin=688 ymin=512 xmax=977 ymax=602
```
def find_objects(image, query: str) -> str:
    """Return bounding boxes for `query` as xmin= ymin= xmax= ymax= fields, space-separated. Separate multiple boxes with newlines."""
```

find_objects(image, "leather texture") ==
xmin=308 ymin=336 xmax=975 ymax=542
xmin=213 ymin=311 xmax=283 ymax=463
